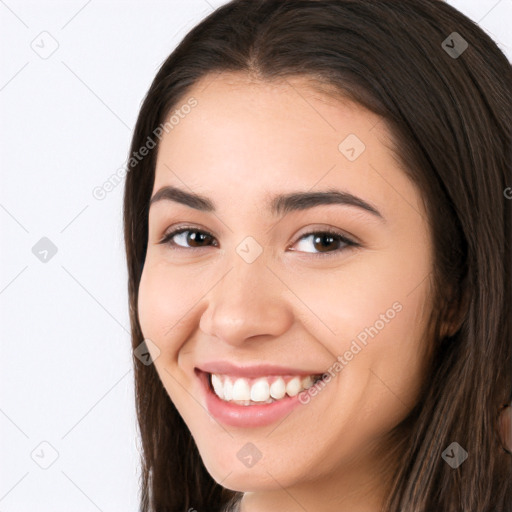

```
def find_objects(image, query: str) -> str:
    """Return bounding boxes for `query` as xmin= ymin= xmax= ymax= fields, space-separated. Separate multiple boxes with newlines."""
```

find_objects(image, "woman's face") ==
xmin=138 ymin=72 xmax=435 ymax=504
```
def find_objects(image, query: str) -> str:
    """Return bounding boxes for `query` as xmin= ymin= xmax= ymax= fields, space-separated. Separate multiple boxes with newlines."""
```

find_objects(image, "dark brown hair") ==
xmin=123 ymin=1 xmax=512 ymax=510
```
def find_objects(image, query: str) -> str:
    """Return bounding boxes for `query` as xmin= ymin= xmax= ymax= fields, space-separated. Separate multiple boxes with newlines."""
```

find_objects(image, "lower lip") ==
xmin=196 ymin=370 xmax=306 ymax=428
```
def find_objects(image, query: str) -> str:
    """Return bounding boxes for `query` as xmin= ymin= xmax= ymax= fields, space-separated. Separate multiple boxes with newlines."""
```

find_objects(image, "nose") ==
xmin=199 ymin=255 xmax=294 ymax=347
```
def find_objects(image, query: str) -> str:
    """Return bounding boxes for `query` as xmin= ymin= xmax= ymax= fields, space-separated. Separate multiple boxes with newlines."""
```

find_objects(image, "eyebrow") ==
xmin=149 ymin=185 xmax=384 ymax=220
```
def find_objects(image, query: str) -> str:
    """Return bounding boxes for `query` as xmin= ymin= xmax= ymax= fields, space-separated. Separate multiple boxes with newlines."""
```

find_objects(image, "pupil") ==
xmin=314 ymin=234 xmax=336 ymax=252
xmin=189 ymin=231 xmax=210 ymax=247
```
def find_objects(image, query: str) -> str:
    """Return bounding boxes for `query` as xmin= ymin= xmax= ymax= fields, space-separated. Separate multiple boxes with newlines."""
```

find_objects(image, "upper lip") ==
xmin=196 ymin=361 xmax=323 ymax=378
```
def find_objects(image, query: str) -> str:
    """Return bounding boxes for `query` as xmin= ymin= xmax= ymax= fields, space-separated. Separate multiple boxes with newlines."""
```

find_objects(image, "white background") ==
xmin=1 ymin=1 xmax=511 ymax=510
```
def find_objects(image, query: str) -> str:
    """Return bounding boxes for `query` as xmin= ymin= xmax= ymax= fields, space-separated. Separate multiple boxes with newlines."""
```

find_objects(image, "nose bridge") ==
xmin=199 ymin=247 xmax=293 ymax=345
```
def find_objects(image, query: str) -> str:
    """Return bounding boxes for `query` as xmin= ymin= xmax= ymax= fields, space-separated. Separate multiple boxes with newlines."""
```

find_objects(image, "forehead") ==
xmin=152 ymin=72 xmax=421 ymax=221
xmin=158 ymin=72 xmax=382 ymax=152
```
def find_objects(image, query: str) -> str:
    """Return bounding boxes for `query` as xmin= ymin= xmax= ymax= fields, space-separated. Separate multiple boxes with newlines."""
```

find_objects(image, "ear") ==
xmin=438 ymin=285 xmax=469 ymax=339
xmin=498 ymin=404 xmax=512 ymax=454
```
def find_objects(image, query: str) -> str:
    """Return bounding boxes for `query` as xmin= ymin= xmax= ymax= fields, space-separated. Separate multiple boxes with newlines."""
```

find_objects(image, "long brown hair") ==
xmin=123 ymin=1 xmax=512 ymax=510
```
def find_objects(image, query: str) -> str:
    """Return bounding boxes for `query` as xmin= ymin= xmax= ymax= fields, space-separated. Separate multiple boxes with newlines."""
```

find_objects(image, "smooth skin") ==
xmin=137 ymin=72 xmax=443 ymax=512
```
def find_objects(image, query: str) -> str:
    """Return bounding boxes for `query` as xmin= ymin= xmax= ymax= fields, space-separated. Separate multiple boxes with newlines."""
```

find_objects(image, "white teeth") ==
xmin=270 ymin=377 xmax=286 ymax=400
xmin=232 ymin=378 xmax=251 ymax=401
xmin=302 ymin=375 xmax=314 ymax=389
xmin=285 ymin=376 xmax=302 ymax=397
xmin=250 ymin=378 xmax=270 ymax=402
xmin=211 ymin=373 xmax=224 ymax=399
xmin=210 ymin=373 xmax=319 ymax=404
xmin=224 ymin=377 xmax=233 ymax=401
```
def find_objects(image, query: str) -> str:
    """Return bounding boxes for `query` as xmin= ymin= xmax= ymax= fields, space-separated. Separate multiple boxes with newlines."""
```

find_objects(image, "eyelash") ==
xmin=157 ymin=225 xmax=359 ymax=258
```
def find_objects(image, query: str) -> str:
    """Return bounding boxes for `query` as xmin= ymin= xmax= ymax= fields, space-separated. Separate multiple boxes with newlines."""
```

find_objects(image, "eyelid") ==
xmin=291 ymin=224 xmax=361 ymax=247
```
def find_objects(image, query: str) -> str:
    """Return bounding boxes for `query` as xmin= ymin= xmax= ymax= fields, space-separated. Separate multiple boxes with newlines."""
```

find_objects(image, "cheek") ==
xmin=288 ymin=250 xmax=432 ymax=411
xmin=137 ymin=261 xmax=204 ymax=414
xmin=137 ymin=260 xmax=189 ymax=357
xmin=288 ymin=248 xmax=431 ymax=347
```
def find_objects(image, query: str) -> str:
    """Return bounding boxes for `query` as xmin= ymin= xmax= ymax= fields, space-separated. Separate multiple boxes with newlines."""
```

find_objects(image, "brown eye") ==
xmin=312 ymin=233 xmax=343 ymax=252
xmin=182 ymin=230 xmax=214 ymax=248
xmin=292 ymin=230 xmax=357 ymax=256
xmin=159 ymin=228 xmax=217 ymax=249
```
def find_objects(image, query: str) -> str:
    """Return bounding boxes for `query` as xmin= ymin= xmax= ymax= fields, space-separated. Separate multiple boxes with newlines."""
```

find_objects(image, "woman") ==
xmin=123 ymin=1 xmax=512 ymax=510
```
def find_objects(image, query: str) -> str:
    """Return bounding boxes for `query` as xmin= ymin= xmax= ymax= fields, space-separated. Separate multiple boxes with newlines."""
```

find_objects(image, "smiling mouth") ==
xmin=195 ymin=367 xmax=327 ymax=427
xmin=206 ymin=372 xmax=324 ymax=406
